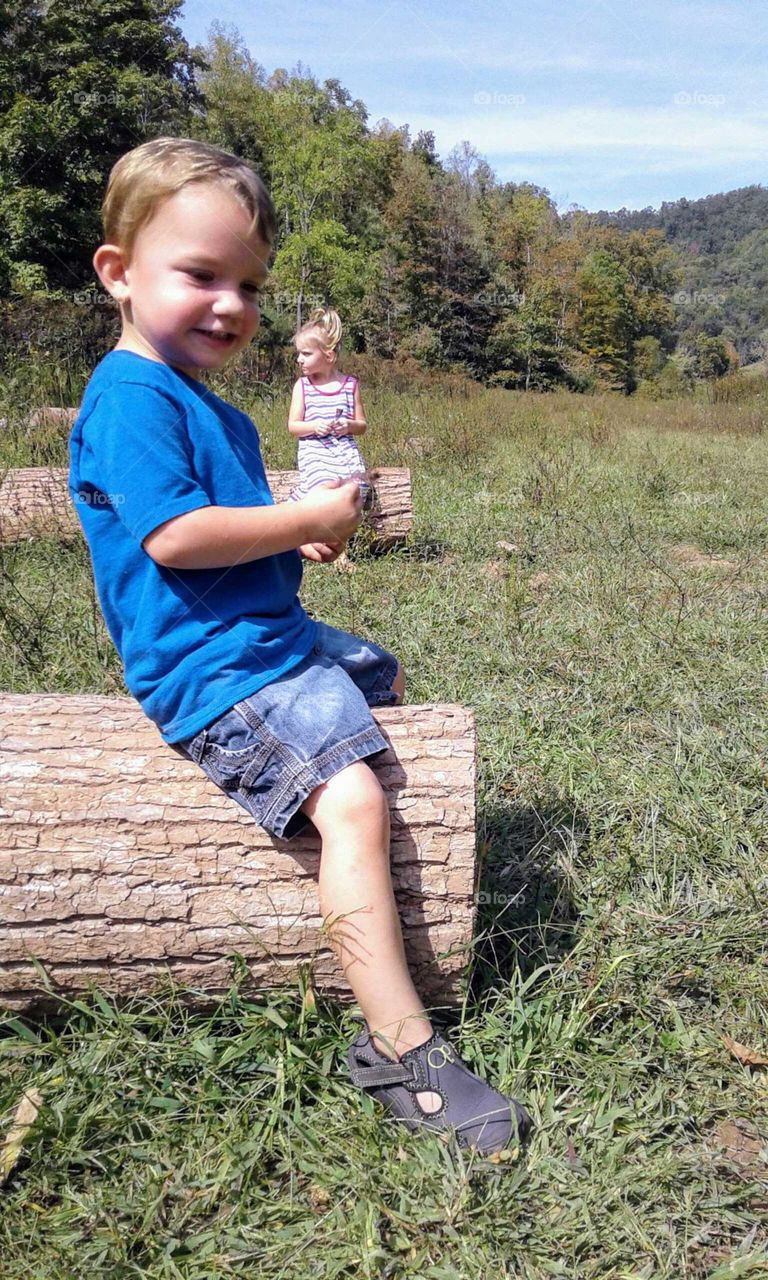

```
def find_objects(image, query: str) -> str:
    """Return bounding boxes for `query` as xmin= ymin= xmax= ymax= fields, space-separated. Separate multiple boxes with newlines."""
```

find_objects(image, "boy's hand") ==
xmin=299 ymin=540 xmax=344 ymax=563
xmin=301 ymin=478 xmax=362 ymax=543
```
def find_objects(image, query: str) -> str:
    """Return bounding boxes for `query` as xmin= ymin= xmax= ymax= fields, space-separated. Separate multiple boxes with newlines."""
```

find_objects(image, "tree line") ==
xmin=1 ymin=0 xmax=758 ymax=394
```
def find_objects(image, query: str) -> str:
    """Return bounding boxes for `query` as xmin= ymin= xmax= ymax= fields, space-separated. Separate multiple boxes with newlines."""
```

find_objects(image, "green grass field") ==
xmin=1 ymin=382 xmax=767 ymax=1278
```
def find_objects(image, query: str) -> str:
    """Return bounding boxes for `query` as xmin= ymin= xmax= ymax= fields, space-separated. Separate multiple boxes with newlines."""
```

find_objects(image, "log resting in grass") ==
xmin=0 ymin=696 xmax=477 ymax=1013
xmin=27 ymin=408 xmax=79 ymax=431
xmin=0 ymin=466 xmax=412 ymax=547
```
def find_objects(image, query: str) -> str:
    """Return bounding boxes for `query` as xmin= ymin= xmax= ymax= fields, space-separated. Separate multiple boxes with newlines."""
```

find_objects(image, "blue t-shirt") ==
xmin=68 ymin=350 xmax=316 ymax=743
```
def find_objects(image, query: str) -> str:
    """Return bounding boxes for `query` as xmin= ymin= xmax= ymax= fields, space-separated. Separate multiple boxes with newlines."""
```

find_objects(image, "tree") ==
xmin=369 ymin=149 xmax=448 ymax=360
xmin=488 ymin=283 xmax=563 ymax=390
xmin=432 ymin=167 xmax=495 ymax=372
xmin=634 ymin=335 xmax=667 ymax=382
xmin=484 ymin=182 xmax=559 ymax=290
xmin=691 ymin=334 xmax=733 ymax=380
xmin=261 ymin=72 xmax=381 ymax=336
xmin=619 ymin=232 xmax=678 ymax=336
xmin=565 ymin=222 xmax=679 ymax=391
xmin=574 ymin=248 xmax=637 ymax=390
xmin=412 ymin=129 xmax=441 ymax=173
xmin=0 ymin=0 xmax=203 ymax=292
xmin=195 ymin=21 xmax=270 ymax=176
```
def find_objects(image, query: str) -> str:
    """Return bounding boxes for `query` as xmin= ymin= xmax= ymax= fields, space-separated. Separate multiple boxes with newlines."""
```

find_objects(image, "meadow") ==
xmin=1 ymin=377 xmax=767 ymax=1279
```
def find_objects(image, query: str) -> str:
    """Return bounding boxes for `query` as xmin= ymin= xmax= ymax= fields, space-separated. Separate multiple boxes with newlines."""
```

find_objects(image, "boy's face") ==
xmin=107 ymin=183 xmax=270 ymax=378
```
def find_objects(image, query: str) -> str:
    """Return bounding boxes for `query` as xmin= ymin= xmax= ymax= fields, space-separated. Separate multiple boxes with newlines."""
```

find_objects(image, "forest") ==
xmin=592 ymin=186 xmax=768 ymax=369
xmin=1 ymin=0 xmax=765 ymax=395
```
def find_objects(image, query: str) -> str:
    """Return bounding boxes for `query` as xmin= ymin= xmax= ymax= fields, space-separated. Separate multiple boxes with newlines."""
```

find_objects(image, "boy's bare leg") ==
xmin=301 ymin=758 xmax=442 ymax=1113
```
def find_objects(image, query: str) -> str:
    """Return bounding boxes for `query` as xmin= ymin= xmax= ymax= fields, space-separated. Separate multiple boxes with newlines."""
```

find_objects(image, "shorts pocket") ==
xmin=197 ymin=707 xmax=273 ymax=792
xmin=202 ymin=742 xmax=267 ymax=792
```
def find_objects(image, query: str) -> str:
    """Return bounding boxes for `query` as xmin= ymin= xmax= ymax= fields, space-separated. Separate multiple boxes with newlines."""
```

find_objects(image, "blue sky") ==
xmin=178 ymin=0 xmax=767 ymax=211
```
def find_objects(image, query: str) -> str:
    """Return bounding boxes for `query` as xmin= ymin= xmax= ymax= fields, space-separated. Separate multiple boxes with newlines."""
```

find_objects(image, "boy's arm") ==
xmin=75 ymin=383 xmax=361 ymax=571
xmin=144 ymin=480 xmax=362 ymax=570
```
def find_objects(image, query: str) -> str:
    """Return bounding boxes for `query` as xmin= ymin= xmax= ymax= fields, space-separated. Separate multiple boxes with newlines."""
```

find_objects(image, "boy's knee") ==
xmin=391 ymin=661 xmax=405 ymax=705
xmin=303 ymin=760 xmax=388 ymax=831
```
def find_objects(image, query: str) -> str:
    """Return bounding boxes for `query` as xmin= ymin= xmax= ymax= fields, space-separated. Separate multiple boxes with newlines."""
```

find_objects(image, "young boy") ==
xmin=68 ymin=137 xmax=529 ymax=1155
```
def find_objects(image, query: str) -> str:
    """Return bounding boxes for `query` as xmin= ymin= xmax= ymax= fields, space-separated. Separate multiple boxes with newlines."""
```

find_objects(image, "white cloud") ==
xmin=330 ymin=46 xmax=662 ymax=75
xmin=407 ymin=103 xmax=768 ymax=161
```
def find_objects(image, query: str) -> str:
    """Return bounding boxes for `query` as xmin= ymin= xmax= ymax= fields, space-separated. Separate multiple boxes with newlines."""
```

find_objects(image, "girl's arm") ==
xmin=287 ymin=380 xmax=328 ymax=438
xmin=334 ymin=381 xmax=368 ymax=436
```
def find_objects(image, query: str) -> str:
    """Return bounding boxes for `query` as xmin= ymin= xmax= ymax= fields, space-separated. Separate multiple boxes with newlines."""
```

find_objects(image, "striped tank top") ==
xmin=292 ymin=375 xmax=368 ymax=499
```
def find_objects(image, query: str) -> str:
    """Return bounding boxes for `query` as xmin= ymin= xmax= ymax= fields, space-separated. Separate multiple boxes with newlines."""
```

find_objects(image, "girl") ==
xmin=288 ymin=309 xmax=370 ymax=567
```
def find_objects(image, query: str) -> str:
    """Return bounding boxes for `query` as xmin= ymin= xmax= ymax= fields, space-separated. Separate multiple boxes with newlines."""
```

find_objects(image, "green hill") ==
xmin=591 ymin=187 xmax=768 ymax=363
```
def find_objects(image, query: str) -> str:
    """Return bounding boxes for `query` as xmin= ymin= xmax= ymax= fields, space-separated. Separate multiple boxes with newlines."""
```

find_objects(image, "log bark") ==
xmin=27 ymin=408 xmax=79 ymax=431
xmin=0 ymin=466 xmax=412 ymax=547
xmin=0 ymin=695 xmax=477 ymax=1013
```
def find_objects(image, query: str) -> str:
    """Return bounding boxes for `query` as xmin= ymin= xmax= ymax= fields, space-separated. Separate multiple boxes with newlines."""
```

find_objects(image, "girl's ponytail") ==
xmin=295 ymin=306 xmax=343 ymax=353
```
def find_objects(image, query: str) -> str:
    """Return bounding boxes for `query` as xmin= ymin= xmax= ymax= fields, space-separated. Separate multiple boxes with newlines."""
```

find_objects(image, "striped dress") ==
xmin=291 ymin=374 xmax=369 ymax=500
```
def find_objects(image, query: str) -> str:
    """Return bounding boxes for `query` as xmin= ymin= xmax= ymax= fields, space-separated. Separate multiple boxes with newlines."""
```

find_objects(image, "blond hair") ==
xmin=294 ymin=307 xmax=343 ymax=355
xmin=101 ymin=137 xmax=276 ymax=258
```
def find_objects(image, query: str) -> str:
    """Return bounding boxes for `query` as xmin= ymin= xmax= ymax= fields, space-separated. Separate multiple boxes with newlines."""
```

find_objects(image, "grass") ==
xmin=1 ymin=378 xmax=767 ymax=1278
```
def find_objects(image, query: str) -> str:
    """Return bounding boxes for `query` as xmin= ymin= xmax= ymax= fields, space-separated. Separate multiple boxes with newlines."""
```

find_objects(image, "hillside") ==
xmin=591 ymin=187 xmax=768 ymax=362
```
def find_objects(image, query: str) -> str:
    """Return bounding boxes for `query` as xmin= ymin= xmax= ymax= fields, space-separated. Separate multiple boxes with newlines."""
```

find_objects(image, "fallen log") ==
xmin=0 ymin=695 xmax=476 ymax=1013
xmin=0 ymin=468 xmax=77 ymax=543
xmin=0 ymin=466 xmax=412 ymax=547
xmin=26 ymin=407 xmax=79 ymax=431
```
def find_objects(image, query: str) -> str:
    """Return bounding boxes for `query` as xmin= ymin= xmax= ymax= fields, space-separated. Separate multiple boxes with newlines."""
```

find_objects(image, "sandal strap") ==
xmin=348 ymin=1056 xmax=417 ymax=1089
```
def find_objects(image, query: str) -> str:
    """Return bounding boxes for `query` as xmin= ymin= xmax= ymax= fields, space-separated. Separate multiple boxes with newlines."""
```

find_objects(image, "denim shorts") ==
xmin=174 ymin=621 xmax=399 ymax=840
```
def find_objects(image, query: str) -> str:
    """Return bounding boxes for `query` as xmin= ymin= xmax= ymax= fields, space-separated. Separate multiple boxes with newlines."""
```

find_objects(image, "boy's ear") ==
xmin=93 ymin=243 xmax=130 ymax=303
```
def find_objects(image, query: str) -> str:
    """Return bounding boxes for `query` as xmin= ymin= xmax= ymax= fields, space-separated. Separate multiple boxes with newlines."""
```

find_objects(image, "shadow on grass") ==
xmin=383 ymin=535 xmax=451 ymax=562
xmin=342 ymin=529 xmax=451 ymax=564
xmin=466 ymin=796 xmax=586 ymax=1005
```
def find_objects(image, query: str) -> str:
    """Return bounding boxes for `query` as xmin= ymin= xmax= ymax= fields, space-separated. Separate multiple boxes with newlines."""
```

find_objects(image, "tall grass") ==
xmin=1 ymin=379 xmax=767 ymax=1277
